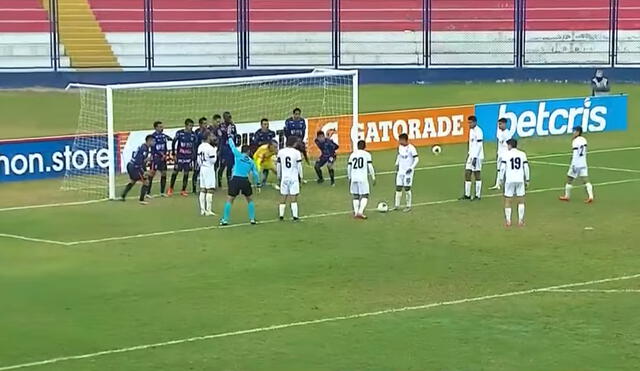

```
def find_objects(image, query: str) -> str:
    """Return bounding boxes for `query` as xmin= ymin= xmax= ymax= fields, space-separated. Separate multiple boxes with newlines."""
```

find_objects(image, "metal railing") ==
xmin=0 ymin=0 xmax=637 ymax=70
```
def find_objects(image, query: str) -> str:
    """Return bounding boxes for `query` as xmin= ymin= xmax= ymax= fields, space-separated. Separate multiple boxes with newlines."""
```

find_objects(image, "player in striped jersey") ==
xmin=499 ymin=139 xmax=530 ymax=227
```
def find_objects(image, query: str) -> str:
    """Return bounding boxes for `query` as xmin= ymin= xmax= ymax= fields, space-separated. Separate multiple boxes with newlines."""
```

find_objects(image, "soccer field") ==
xmin=1 ymin=83 xmax=640 ymax=371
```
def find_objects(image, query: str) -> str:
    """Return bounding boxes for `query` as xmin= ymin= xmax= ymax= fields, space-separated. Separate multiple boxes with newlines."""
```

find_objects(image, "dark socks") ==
xmin=147 ymin=178 xmax=153 ymax=195
xmin=192 ymin=171 xmax=198 ymax=192
xmin=328 ymin=168 xmax=335 ymax=184
xmin=160 ymin=175 xmax=167 ymax=193
xmin=182 ymin=172 xmax=189 ymax=191
xmin=121 ymin=183 xmax=134 ymax=199
xmin=314 ymin=165 xmax=323 ymax=180
xmin=170 ymin=172 xmax=178 ymax=189
xmin=139 ymin=184 xmax=148 ymax=201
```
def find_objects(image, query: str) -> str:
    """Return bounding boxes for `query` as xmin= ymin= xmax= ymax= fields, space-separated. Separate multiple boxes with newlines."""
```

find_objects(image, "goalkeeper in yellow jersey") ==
xmin=253 ymin=140 xmax=280 ymax=190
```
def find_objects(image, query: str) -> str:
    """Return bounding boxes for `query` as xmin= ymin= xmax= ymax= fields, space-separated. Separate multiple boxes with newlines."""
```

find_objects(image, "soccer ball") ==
xmin=432 ymin=145 xmax=442 ymax=155
xmin=377 ymin=201 xmax=389 ymax=213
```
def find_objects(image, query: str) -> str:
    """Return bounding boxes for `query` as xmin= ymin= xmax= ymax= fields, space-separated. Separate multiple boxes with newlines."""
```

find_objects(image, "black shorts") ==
xmin=174 ymin=159 xmax=192 ymax=172
xmin=127 ymin=163 xmax=144 ymax=182
xmin=151 ymin=157 xmax=167 ymax=172
xmin=228 ymin=176 xmax=252 ymax=197
xmin=316 ymin=155 xmax=336 ymax=167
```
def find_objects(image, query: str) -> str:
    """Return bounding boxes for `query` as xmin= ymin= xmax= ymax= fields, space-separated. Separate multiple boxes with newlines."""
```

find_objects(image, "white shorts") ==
xmin=567 ymin=166 xmax=588 ymax=178
xmin=504 ymin=182 xmax=525 ymax=197
xmin=350 ymin=180 xmax=370 ymax=195
xmin=280 ymin=178 xmax=300 ymax=196
xmin=199 ymin=167 xmax=216 ymax=189
xmin=465 ymin=156 xmax=483 ymax=171
xmin=396 ymin=170 xmax=414 ymax=187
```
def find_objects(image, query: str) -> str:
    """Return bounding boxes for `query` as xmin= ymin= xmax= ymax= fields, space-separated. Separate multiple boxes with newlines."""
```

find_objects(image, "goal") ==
xmin=64 ymin=69 xmax=359 ymax=200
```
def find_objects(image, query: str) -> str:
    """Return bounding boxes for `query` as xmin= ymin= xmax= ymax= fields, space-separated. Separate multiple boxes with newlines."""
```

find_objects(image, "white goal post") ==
xmin=64 ymin=69 xmax=359 ymax=200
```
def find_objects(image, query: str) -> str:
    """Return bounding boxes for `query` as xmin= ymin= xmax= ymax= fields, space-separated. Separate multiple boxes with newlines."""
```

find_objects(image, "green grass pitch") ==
xmin=1 ymin=83 xmax=640 ymax=371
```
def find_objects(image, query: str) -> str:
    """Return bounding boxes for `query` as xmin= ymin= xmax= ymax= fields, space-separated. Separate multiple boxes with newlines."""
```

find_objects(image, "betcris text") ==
xmin=0 ymin=135 xmax=112 ymax=182
xmin=475 ymin=95 xmax=627 ymax=140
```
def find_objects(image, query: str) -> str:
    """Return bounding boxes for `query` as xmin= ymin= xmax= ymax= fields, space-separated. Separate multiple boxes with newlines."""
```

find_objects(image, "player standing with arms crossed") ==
xmin=197 ymin=133 xmax=217 ymax=216
xmin=148 ymin=121 xmax=172 ymax=197
xmin=559 ymin=126 xmax=594 ymax=203
xmin=121 ymin=135 xmax=154 ymax=204
xmin=168 ymin=118 xmax=197 ymax=196
xmin=490 ymin=118 xmax=512 ymax=190
xmin=460 ymin=115 xmax=484 ymax=200
xmin=314 ymin=130 xmax=339 ymax=186
xmin=216 ymin=112 xmax=238 ymax=188
xmin=499 ymin=139 xmax=530 ymax=227
xmin=394 ymin=133 xmax=419 ymax=211
xmin=277 ymin=137 xmax=304 ymax=221
xmin=348 ymin=140 xmax=376 ymax=219
xmin=220 ymin=138 xmax=261 ymax=226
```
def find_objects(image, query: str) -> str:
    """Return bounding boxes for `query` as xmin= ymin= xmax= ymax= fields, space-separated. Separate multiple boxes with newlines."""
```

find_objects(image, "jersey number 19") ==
xmin=510 ymin=157 xmax=522 ymax=170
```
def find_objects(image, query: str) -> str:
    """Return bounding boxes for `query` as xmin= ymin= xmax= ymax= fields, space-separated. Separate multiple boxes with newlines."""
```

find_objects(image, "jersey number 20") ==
xmin=352 ymin=157 xmax=364 ymax=169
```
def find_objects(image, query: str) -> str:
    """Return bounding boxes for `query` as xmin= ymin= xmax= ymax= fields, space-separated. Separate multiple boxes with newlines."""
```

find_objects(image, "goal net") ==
xmin=64 ymin=69 xmax=358 ymax=200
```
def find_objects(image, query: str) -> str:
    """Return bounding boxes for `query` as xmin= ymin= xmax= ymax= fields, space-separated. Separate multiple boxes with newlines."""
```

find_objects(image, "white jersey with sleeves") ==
xmin=396 ymin=144 xmax=418 ymax=171
xmin=571 ymin=136 xmax=588 ymax=169
xmin=468 ymin=125 xmax=485 ymax=160
xmin=500 ymin=149 xmax=530 ymax=184
xmin=277 ymin=147 xmax=303 ymax=180
xmin=197 ymin=143 xmax=217 ymax=168
xmin=348 ymin=150 xmax=374 ymax=182
xmin=496 ymin=128 xmax=511 ymax=158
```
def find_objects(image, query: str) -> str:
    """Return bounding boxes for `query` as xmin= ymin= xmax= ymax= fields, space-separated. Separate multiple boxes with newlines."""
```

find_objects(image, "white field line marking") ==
xmin=0 ymin=233 xmax=68 ymax=246
xmin=62 ymin=178 xmax=640 ymax=246
xmin=545 ymin=288 xmax=640 ymax=293
xmin=1 ymin=272 xmax=639 ymax=371
xmin=0 ymin=199 xmax=107 ymax=212
xmin=1 ymin=146 xmax=638 ymax=213
xmin=531 ymin=160 xmax=640 ymax=174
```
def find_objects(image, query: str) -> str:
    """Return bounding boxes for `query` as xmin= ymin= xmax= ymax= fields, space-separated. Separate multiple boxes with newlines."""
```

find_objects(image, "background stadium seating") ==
xmin=0 ymin=0 xmax=638 ymax=69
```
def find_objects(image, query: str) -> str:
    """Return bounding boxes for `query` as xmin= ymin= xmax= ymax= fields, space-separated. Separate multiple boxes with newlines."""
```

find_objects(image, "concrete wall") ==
xmin=1 ymin=31 xmax=639 ymax=69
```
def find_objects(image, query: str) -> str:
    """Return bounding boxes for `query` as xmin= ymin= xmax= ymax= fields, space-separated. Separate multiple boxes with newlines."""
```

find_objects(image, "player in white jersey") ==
xmin=277 ymin=136 xmax=304 ymax=221
xmin=490 ymin=118 xmax=512 ymax=190
xmin=197 ymin=133 xmax=218 ymax=216
xmin=348 ymin=140 xmax=376 ymax=219
xmin=394 ymin=133 xmax=419 ymax=211
xmin=560 ymin=126 xmax=594 ymax=203
xmin=499 ymin=139 xmax=530 ymax=227
xmin=460 ymin=115 xmax=484 ymax=200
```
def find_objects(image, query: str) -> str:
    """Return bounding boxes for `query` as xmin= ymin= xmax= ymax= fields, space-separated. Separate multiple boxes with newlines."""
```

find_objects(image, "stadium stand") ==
xmin=0 ymin=0 xmax=638 ymax=68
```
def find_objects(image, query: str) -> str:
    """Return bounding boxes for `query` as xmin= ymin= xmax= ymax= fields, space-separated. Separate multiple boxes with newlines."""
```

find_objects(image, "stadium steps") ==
xmin=40 ymin=0 xmax=120 ymax=68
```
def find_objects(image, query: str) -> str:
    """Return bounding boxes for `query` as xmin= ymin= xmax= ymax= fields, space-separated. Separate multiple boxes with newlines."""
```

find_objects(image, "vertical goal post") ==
xmin=65 ymin=69 xmax=359 ymax=200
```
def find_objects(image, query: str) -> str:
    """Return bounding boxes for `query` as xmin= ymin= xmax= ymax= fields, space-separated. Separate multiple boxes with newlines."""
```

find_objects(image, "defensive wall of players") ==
xmin=0 ymin=95 xmax=627 ymax=182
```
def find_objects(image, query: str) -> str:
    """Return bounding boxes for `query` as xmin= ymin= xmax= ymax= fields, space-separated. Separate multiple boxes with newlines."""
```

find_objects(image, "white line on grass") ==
xmin=61 ymin=178 xmax=640 ymax=246
xmin=0 ymin=199 xmax=107 ymax=212
xmin=1 ymin=272 xmax=639 ymax=371
xmin=1 ymin=146 xmax=639 ymax=213
xmin=545 ymin=288 xmax=640 ymax=293
xmin=0 ymin=233 xmax=69 ymax=246
xmin=531 ymin=160 xmax=640 ymax=174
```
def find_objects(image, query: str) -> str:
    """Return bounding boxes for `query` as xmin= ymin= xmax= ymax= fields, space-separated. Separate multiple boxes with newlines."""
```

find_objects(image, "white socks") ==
xmin=395 ymin=191 xmax=402 ymax=208
xmin=358 ymin=198 xmax=368 ymax=215
xmin=205 ymin=193 xmax=213 ymax=213
xmin=585 ymin=183 xmax=594 ymax=199
xmin=291 ymin=202 xmax=299 ymax=218
xmin=494 ymin=171 xmax=501 ymax=187
xmin=564 ymin=184 xmax=573 ymax=198
xmin=518 ymin=204 xmax=525 ymax=223
xmin=464 ymin=181 xmax=471 ymax=197
xmin=504 ymin=207 xmax=512 ymax=223
xmin=394 ymin=191 xmax=412 ymax=208
xmin=199 ymin=192 xmax=206 ymax=214
xmin=353 ymin=199 xmax=360 ymax=214
xmin=406 ymin=191 xmax=412 ymax=208
xmin=475 ymin=181 xmax=482 ymax=198
xmin=279 ymin=203 xmax=286 ymax=218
